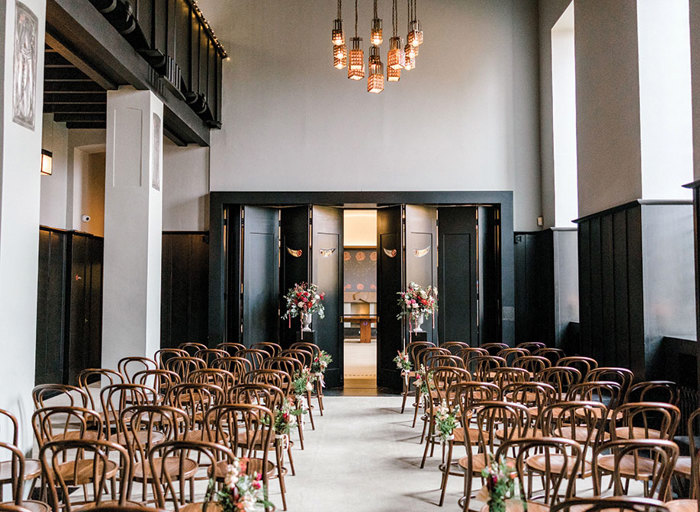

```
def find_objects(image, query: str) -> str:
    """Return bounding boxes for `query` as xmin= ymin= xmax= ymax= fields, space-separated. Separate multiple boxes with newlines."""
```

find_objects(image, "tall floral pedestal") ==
xmin=411 ymin=331 xmax=428 ymax=342
xmin=296 ymin=330 xmax=317 ymax=343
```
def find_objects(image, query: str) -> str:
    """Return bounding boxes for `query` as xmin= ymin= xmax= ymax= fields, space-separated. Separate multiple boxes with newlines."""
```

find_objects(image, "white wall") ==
xmin=692 ymin=0 xmax=700 ymax=181
xmin=200 ymin=0 xmax=542 ymax=231
xmin=344 ymin=210 xmax=377 ymax=247
xmin=40 ymin=115 xmax=69 ymax=229
xmin=637 ymin=0 xmax=693 ymax=199
xmin=163 ymin=138 xmax=209 ymax=231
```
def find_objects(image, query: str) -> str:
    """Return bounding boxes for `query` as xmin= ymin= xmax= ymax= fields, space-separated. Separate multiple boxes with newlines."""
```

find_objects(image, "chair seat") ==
xmin=597 ymin=454 xmax=659 ymax=479
xmin=183 ymin=430 xmax=209 ymax=442
xmin=213 ymin=458 xmax=277 ymax=480
xmin=452 ymin=427 xmax=483 ymax=444
xmin=665 ymin=500 xmax=698 ymax=512
xmin=0 ymin=458 xmax=41 ymax=482
xmin=614 ymin=426 xmax=662 ymax=440
xmin=480 ymin=500 xmax=549 ymax=512
xmin=526 ymin=453 xmax=591 ymax=478
xmin=49 ymin=430 xmax=101 ymax=443
xmin=1 ymin=501 xmax=49 ymax=512
xmin=675 ymin=456 xmax=692 ymax=477
xmin=458 ymin=453 xmax=515 ymax=474
xmin=74 ymin=500 xmax=145 ymax=511
xmin=495 ymin=428 xmax=544 ymax=440
xmin=180 ymin=502 xmax=224 ymax=512
xmin=133 ymin=456 xmax=198 ymax=481
xmin=557 ymin=426 xmax=609 ymax=443
xmin=112 ymin=430 xmax=165 ymax=447
xmin=51 ymin=459 xmax=119 ymax=485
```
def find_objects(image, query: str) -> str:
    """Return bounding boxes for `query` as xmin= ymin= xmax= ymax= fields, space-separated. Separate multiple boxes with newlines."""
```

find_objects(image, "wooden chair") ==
xmin=193 ymin=349 xmax=228 ymax=368
xmin=210 ymin=356 xmax=252 ymax=382
xmin=188 ymin=368 xmax=235 ymax=390
xmin=610 ymin=402 xmax=681 ymax=442
xmin=149 ymin=440 xmax=234 ymax=511
xmin=437 ymin=381 xmax=501 ymax=506
xmin=673 ymin=407 xmax=700 ymax=497
xmin=626 ymin=381 xmax=678 ymax=405
xmin=237 ymin=349 xmax=269 ymax=370
xmin=163 ymin=357 xmax=205 ymax=381
xmin=416 ymin=347 xmax=450 ymax=369
xmin=32 ymin=384 xmax=90 ymax=410
xmin=594 ymin=439 xmax=678 ymax=500
xmin=458 ymin=347 xmax=489 ymax=366
xmin=132 ymin=370 xmax=180 ymax=404
xmin=399 ymin=342 xmax=434 ymax=415
xmin=117 ymin=357 xmax=157 ymax=384
xmin=496 ymin=437 xmax=582 ymax=509
xmin=99 ymin=383 xmax=156 ymax=446
xmin=154 ymin=349 xmax=188 ymax=369
xmin=0 ymin=410 xmax=43 ymax=510
xmin=557 ymin=356 xmax=598 ymax=379
xmin=533 ymin=347 xmax=566 ymax=364
xmin=78 ymin=368 xmax=125 ymax=413
xmin=216 ymin=342 xmax=246 ymax=356
xmin=536 ymin=366 xmax=582 ymax=401
xmin=497 ymin=347 xmax=530 ymax=365
xmin=458 ymin=401 xmax=530 ymax=512
xmin=177 ymin=343 xmax=207 ymax=357
xmin=490 ymin=367 xmax=530 ymax=388
xmin=512 ymin=356 xmax=551 ymax=376
xmin=553 ymin=497 xmax=669 ymax=512
xmin=586 ymin=367 xmax=635 ymax=399
xmin=503 ymin=381 xmax=557 ymax=420
xmin=119 ymin=405 xmax=192 ymax=504
xmin=252 ymin=342 xmax=283 ymax=358
xmin=466 ymin=355 xmax=506 ymax=381
xmin=481 ymin=342 xmax=509 ymax=355
xmin=32 ymin=406 xmax=102 ymax=447
xmin=566 ymin=380 xmax=623 ymax=413
xmin=39 ymin=438 xmax=130 ymax=511
xmin=165 ymin=383 xmax=224 ymax=443
xmin=440 ymin=341 xmax=470 ymax=356
xmin=279 ymin=348 xmax=313 ymax=368
xmin=517 ymin=341 xmax=546 ymax=351
xmin=426 ymin=354 xmax=464 ymax=369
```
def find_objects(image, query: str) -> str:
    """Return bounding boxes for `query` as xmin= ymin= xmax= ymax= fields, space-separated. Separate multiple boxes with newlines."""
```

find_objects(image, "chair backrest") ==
xmin=592 ymin=439 xmax=678 ymax=500
xmin=290 ymin=342 xmax=321 ymax=358
xmin=407 ymin=341 xmax=434 ymax=367
xmin=611 ymin=402 xmax=681 ymax=441
xmin=149 ymin=440 xmax=234 ymax=512
xmin=117 ymin=356 xmax=157 ymax=383
xmin=194 ymin=348 xmax=228 ymax=368
xmin=229 ymin=383 xmax=286 ymax=411
xmin=205 ymin=404 xmax=273 ymax=462
xmin=502 ymin=381 xmax=557 ymax=413
xmin=551 ymin=497 xmax=669 ymax=512
xmin=188 ymin=368 xmax=235 ymax=390
xmin=480 ymin=342 xmax=509 ymax=355
xmin=416 ymin=347 xmax=449 ymax=369
xmin=163 ymin=356 xmax=206 ymax=380
xmin=154 ymin=348 xmax=188 ymax=369
xmin=32 ymin=406 xmax=103 ymax=448
xmin=497 ymin=347 xmax=530 ymax=365
xmin=216 ymin=342 xmax=246 ymax=356
xmin=430 ymin=367 xmax=471 ymax=402
xmin=533 ymin=347 xmax=566 ymax=364
xmin=557 ymin=356 xmax=598 ymax=379
xmin=132 ymin=369 xmax=181 ymax=401
xmin=237 ymin=349 xmax=269 ymax=370
xmin=470 ymin=401 xmax=530 ymax=456
xmin=262 ymin=356 xmax=303 ymax=376
xmin=165 ymin=383 xmax=224 ymax=431
xmin=458 ymin=347 xmax=489 ymax=365
xmin=78 ymin=368 xmax=125 ymax=410
xmin=536 ymin=366 xmax=582 ymax=401
xmin=566 ymin=380 xmax=622 ymax=410
xmin=252 ymin=342 xmax=283 ymax=357
xmin=40 ymin=438 xmax=131 ymax=512
xmin=280 ymin=348 xmax=314 ymax=368
xmin=426 ymin=354 xmax=464 ymax=369
xmin=626 ymin=381 xmax=678 ymax=405
xmin=245 ymin=369 xmax=292 ymax=395
xmin=466 ymin=355 xmax=506 ymax=381
xmin=440 ymin=341 xmax=469 ymax=356
xmin=447 ymin=381 xmax=502 ymax=413
xmin=211 ymin=356 xmax=253 ymax=381
xmin=490 ymin=367 xmax=530 ymax=388
xmin=177 ymin=342 xmax=207 ymax=357
xmin=0 ymin=440 xmax=27 ymax=506
xmin=586 ymin=367 xmax=634 ymax=398
xmin=512 ymin=355 xmax=551 ymax=375
xmin=100 ymin=383 xmax=156 ymax=442
xmin=497 ymin=437 xmax=582 ymax=508
xmin=32 ymin=384 xmax=89 ymax=410
xmin=516 ymin=341 xmax=546 ymax=351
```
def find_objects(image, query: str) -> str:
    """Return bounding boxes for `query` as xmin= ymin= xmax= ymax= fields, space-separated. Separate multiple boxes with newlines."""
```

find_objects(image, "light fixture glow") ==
xmin=387 ymin=65 xmax=400 ymax=82
xmin=334 ymin=43 xmax=348 ymax=69
xmin=332 ymin=1 xmax=345 ymax=45
xmin=367 ymin=45 xmax=384 ymax=93
xmin=41 ymin=149 xmax=53 ymax=176
xmin=370 ymin=0 xmax=383 ymax=45
xmin=387 ymin=36 xmax=404 ymax=69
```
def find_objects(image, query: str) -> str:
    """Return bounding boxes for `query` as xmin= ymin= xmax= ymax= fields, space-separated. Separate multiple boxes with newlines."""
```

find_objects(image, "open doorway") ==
xmin=342 ymin=210 xmax=378 ymax=393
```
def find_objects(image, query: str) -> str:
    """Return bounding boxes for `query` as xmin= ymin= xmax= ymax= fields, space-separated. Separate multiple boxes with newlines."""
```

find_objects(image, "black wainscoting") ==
xmin=36 ymin=228 xmax=103 ymax=386
xmin=161 ymin=232 xmax=210 ymax=349
xmin=576 ymin=201 xmax=695 ymax=379
xmin=514 ymin=228 xmax=579 ymax=351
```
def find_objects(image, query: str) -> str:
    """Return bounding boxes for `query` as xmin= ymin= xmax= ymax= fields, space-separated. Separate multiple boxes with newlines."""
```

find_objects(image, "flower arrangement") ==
xmin=396 ymin=282 xmax=438 ymax=332
xmin=393 ymin=349 xmax=412 ymax=373
xmin=292 ymin=367 xmax=317 ymax=395
xmin=206 ymin=457 xmax=273 ymax=512
xmin=310 ymin=350 xmax=332 ymax=375
xmin=414 ymin=364 xmax=433 ymax=396
xmin=282 ymin=283 xmax=325 ymax=331
xmin=270 ymin=397 xmax=304 ymax=436
xmin=434 ymin=399 xmax=460 ymax=443
xmin=475 ymin=455 xmax=526 ymax=512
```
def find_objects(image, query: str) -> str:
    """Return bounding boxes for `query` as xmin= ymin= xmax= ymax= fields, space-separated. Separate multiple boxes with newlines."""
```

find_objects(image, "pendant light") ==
xmin=332 ymin=0 xmax=347 ymax=69
xmin=403 ymin=0 xmax=416 ymax=70
xmin=370 ymin=0 xmax=383 ymax=46
xmin=334 ymin=44 xmax=348 ymax=69
xmin=387 ymin=0 xmax=404 ymax=70
xmin=367 ymin=45 xmax=384 ymax=93
xmin=387 ymin=65 xmax=401 ymax=82
xmin=407 ymin=0 xmax=423 ymax=47
xmin=348 ymin=0 xmax=364 ymax=80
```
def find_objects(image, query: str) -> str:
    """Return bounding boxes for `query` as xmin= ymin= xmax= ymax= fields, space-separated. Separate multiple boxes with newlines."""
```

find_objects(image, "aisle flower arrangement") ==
xmin=281 ymin=283 xmax=325 ymax=331
xmin=434 ymin=399 xmax=460 ymax=443
xmin=207 ymin=457 xmax=273 ymax=512
xmin=269 ymin=397 xmax=304 ymax=436
xmin=414 ymin=364 xmax=433 ymax=397
xmin=396 ymin=282 xmax=438 ymax=332
xmin=310 ymin=350 xmax=332 ymax=376
xmin=292 ymin=367 xmax=317 ymax=395
xmin=475 ymin=456 xmax=526 ymax=512
xmin=393 ymin=349 xmax=412 ymax=373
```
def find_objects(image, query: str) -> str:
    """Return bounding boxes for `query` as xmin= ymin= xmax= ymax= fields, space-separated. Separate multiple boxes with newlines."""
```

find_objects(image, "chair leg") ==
xmin=297 ymin=419 xmax=305 ymax=450
xmin=276 ymin=445 xmax=288 ymax=511
xmin=462 ymin=469 xmax=473 ymax=512
xmin=420 ymin=435 xmax=432 ymax=469
xmin=287 ymin=444 xmax=296 ymax=476
xmin=439 ymin=441 xmax=454 ymax=506
xmin=412 ymin=391 xmax=421 ymax=428
xmin=306 ymin=391 xmax=316 ymax=430
xmin=316 ymin=381 xmax=324 ymax=416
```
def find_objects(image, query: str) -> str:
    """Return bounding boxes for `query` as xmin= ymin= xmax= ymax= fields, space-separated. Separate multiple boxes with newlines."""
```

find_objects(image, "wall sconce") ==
xmin=41 ymin=149 xmax=53 ymax=176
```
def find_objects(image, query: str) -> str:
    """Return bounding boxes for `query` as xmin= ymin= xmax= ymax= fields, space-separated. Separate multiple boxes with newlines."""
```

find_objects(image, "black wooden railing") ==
xmin=88 ymin=0 xmax=225 ymax=128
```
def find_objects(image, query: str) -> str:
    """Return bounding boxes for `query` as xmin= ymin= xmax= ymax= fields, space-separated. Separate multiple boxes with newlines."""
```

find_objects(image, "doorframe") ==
xmin=208 ymin=191 xmax=515 ymax=344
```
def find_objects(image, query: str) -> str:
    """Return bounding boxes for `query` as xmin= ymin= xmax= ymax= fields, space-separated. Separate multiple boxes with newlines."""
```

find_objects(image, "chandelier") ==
xmin=331 ymin=0 xmax=424 ymax=93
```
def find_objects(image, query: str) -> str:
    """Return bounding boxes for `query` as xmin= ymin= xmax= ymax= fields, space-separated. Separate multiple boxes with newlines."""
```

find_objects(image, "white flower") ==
xmin=306 ymin=381 xmax=314 ymax=392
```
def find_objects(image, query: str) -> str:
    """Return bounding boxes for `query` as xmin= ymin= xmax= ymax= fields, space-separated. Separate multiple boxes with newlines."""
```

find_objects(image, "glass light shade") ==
xmin=334 ymin=44 xmax=347 ymax=69
xmin=404 ymin=44 xmax=415 ymax=70
xmin=388 ymin=37 xmax=404 ymax=69
xmin=408 ymin=20 xmax=423 ymax=46
xmin=368 ymin=65 xmax=384 ymax=93
xmin=349 ymin=37 xmax=364 ymax=71
xmin=413 ymin=43 xmax=419 ymax=57
xmin=387 ymin=65 xmax=400 ymax=82
xmin=371 ymin=18 xmax=383 ymax=45
xmin=41 ymin=149 xmax=53 ymax=176
xmin=332 ymin=19 xmax=345 ymax=45
xmin=348 ymin=64 xmax=364 ymax=80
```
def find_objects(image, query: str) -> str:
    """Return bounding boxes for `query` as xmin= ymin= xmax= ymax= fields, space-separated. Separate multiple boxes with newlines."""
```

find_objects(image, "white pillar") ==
xmin=0 ymin=0 xmax=46 ymax=449
xmin=102 ymin=87 xmax=163 ymax=370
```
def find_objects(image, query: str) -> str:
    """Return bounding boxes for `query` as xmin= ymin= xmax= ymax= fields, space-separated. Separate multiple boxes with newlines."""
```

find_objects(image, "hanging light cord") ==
xmin=374 ymin=0 xmax=378 ymax=19
xmin=355 ymin=0 xmax=359 ymax=38
xmin=392 ymin=0 xmax=398 ymax=37
xmin=338 ymin=0 xmax=342 ymax=19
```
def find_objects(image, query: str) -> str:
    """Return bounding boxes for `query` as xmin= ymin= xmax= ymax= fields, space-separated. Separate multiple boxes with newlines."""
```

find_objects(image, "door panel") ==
xmin=405 ymin=205 xmax=438 ymax=343
xmin=242 ymin=207 xmax=280 ymax=347
xmin=478 ymin=207 xmax=502 ymax=344
xmin=438 ymin=207 xmax=478 ymax=345
xmin=377 ymin=206 xmax=403 ymax=391
xmin=311 ymin=206 xmax=343 ymax=388
xmin=280 ymin=206 xmax=311 ymax=348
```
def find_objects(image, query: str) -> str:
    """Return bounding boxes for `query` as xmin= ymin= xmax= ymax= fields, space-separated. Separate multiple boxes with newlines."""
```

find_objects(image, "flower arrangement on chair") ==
xmin=476 ymin=455 xmax=526 ymax=512
xmin=393 ymin=349 xmax=412 ymax=373
xmin=207 ymin=457 xmax=273 ymax=512
xmin=434 ymin=400 xmax=460 ymax=443
xmin=309 ymin=350 xmax=333 ymax=383
xmin=396 ymin=282 xmax=438 ymax=333
xmin=282 ymin=283 xmax=325 ymax=332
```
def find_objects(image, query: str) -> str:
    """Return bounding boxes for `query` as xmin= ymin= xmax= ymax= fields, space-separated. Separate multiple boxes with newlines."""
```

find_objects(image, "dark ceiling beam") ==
xmin=44 ymin=67 xmax=92 ymax=81
xmin=44 ymin=92 xmax=106 ymax=104
xmin=44 ymin=81 xmax=105 ymax=92
xmin=47 ymin=0 xmax=210 ymax=146
xmin=45 ymin=104 xmax=106 ymax=113
xmin=66 ymin=121 xmax=107 ymax=129
xmin=53 ymin=113 xmax=106 ymax=122
xmin=45 ymin=33 xmax=115 ymax=90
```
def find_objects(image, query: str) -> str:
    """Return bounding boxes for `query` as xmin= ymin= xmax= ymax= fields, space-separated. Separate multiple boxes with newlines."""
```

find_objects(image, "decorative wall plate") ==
xmin=320 ymin=248 xmax=337 ymax=257
xmin=383 ymin=248 xmax=398 ymax=258
xmin=286 ymin=247 xmax=303 ymax=258
xmin=414 ymin=246 xmax=430 ymax=258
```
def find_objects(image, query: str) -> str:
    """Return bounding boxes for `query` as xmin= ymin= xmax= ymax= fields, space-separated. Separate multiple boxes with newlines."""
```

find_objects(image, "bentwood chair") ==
xmin=673 ymin=407 xmax=700 ymax=495
xmin=440 ymin=342 xmax=470 ymax=356
xmin=40 ymin=438 xmax=130 ymax=511
xmin=117 ymin=357 xmax=157 ymax=384
xmin=132 ymin=370 xmax=180 ymax=404
xmin=465 ymin=355 xmax=506 ymax=381
xmin=534 ymin=347 xmax=567 ymax=365
xmin=252 ymin=342 xmax=283 ymax=358
xmin=282 ymin=349 xmax=324 ymax=414
xmin=216 ymin=342 xmax=246 ymax=356
xmin=154 ymin=349 xmax=188 ymax=370
xmin=99 ymin=383 xmax=156 ymax=446
xmin=163 ymin=357 xmax=205 ymax=382
xmin=165 ymin=383 xmax=224 ymax=443
xmin=497 ymin=347 xmax=530 ymax=365
xmin=210 ymin=356 xmax=252 ymax=382
xmin=458 ymin=401 xmax=530 ymax=512
xmin=399 ymin=342 xmax=434 ymax=415
xmin=0 ymin=410 xmax=42 ymax=507
xmin=480 ymin=342 xmax=509 ymax=355
xmin=611 ymin=402 xmax=681 ymax=442
xmin=32 ymin=406 xmax=103 ymax=448
xmin=457 ymin=347 xmax=489 ymax=366
xmin=586 ymin=367 xmax=635 ymax=399
xmin=553 ymin=497 xmax=670 ymax=512
xmin=557 ymin=356 xmax=598 ymax=380
xmin=187 ymin=368 xmax=235 ymax=390
xmin=77 ymin=368 xmax=125 ymax=414
xmin=290 ymin=342 xmax=320 ymax=358
xmin=31 ymin=385 xmax=89 ymax=410
xmin=177 ymin=343 xmax=207 ymax=357
xmin=512 ymin=356 xmax=551 ymax=376
xmin=537 ymin=366 xmax=583 ymax=402
xmin=237 ymin=349 xmax=269 ymax=370
xmin=279 ymin=349 xmax=313 ymax=368
xmin=517 ymin=342 xmax=546 ymax=351
xmin=193 ymin=349 xmax=228 ymax=368
xmin=593 ymin=439 xmax=678 ymax=500
xmin=566 ymin=381 xmax=623 ymax=413
xmin=503 ymin=381 xmax=557 ymax=422
xmin=626 ymin=381 xmax=678 ymax=405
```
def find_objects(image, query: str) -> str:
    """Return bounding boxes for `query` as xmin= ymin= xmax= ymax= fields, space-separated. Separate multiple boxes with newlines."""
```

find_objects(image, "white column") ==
xmin=102 ymin=87 xmax=163 ymax=370
xmin=0 ymin=0 xmax=46 ymax=449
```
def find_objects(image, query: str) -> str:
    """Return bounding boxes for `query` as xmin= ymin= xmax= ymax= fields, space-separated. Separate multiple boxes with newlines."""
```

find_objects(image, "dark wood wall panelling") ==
xmin=514 ymin=228 xmax=579 ymax=352
xmin=36 ymin=228 xmax=103 ymax=386
xmin=576 ymin=200 xmax=695 ymax=380
xmin=161 ymin=232 xmax=210 ymax=349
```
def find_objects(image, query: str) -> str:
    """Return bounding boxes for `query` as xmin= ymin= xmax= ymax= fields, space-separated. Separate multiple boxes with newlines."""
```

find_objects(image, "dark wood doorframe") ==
xmin=208 ymin=191 xmax=515 ymax=346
